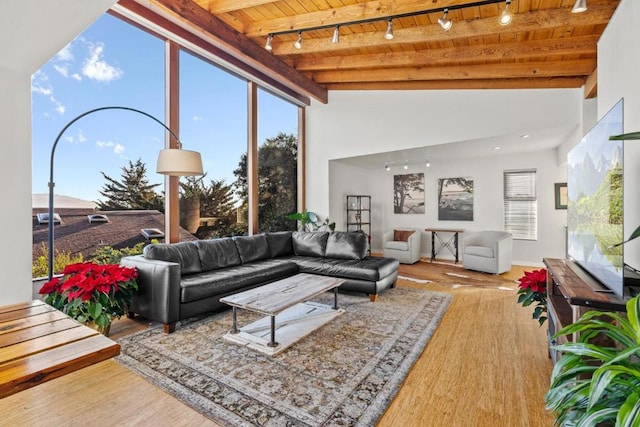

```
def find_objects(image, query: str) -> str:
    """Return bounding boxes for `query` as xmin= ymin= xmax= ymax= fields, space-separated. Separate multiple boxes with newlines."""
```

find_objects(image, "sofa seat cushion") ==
xmin=384 ymin=241 xmax=409 ymax=251
xmin=465 ymin=246 xmax=494 ymax=258
xmin=180 ymin=259 xmax=298 ymax=303
xmin=289 ymin=256 xmax=399 ymax=282
xmin=195 ymin=238 xmax=241 ymax=271
xmin=325 ymin=231 xmax=367 ymax=260
xmin=144 ymin=242 xmax=202 ymax=275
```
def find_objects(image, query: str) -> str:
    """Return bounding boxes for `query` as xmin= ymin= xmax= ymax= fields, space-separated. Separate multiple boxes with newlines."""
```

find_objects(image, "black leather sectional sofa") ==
xmin=120 ymin=231 xmax=399 ymax=333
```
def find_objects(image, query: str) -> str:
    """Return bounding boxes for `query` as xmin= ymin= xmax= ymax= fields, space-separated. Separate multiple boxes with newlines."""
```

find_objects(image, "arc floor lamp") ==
xmin=47 ymin=106 xmax=204 ymax=280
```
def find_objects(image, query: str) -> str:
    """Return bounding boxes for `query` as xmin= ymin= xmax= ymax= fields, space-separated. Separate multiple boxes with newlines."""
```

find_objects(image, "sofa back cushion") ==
xmin=233 ymin=235 xmax=270 ymax=264
xmin=325 ymin=231 xmax=368 ymax=260
xmin=292 ymin=231 xmax=329 ymax=257
xmin=143 ymin=242 xmax=202 ymax=275
xmin=265 ymin=231 xmax=293 ymax=258
xmin=195 ymin=238 xmax=242 ymax=271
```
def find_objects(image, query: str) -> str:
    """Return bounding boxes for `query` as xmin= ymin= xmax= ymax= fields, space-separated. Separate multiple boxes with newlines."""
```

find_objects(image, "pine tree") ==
xmin=97 ymin=158 xmax=164 ymax=211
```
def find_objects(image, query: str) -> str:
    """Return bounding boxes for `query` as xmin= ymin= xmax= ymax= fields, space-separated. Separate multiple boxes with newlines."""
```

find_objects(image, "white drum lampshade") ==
xmin=156 ymin=148 xmax=204 ymax=176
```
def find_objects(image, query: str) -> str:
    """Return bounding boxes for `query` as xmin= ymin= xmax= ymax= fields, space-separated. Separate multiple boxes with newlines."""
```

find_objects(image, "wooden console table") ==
xmin=543 ymin=258 xmax=627 ymax=363
xmin=425 ymin=228 xmax=464 ymax=263
xmin=0 ymin=300 xmax=120 ymax=398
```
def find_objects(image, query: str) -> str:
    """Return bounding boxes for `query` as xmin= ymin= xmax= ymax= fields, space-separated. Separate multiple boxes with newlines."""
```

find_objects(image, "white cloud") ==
xmin=193 ymin=115 xmax=203 ymax=121
xmin=71 ymin=73 xmax=82 ymax=81
xmin=77 ymin=130 xmax=87 ymax=143
xmin=53 ymin=64 xmax=68 ymax=77
xmin=32 ymin=85 xmax=53 ymax=96
xmin=96 ymin=140 xmax=114 ymax=149
xmin=82 ymin=43 xmax=123 ymax=82
xmin=55 ymin=104 xmax=66 ymax=115
xmin=113 ymin=144 xmax=125 ymax=154
xmin=56 ymin=43 xmax=74 ymax=62
xmin=64 ymin=136 xmax=74 ymax=143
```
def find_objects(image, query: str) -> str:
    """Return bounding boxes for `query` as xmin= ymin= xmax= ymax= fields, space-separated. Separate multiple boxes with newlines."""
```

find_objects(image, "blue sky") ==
xmin=32 ymin=13 xmax=298 ymax=203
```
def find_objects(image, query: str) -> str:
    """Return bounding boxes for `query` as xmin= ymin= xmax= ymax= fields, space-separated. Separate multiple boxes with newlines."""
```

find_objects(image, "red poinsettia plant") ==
xmin=40 ymin=262 xmax=138 ymax=329
xmin=516 ymin=268 xmax=547 ymax=326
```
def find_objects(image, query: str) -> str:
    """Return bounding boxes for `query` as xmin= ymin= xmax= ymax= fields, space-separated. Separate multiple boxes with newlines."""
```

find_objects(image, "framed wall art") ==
xmin=438 ymin=177 xmax=474 ymax=221
xmin=393 ymin=173 xmax=425 ymax=214
xmin=555 ymin=182 xmax=568 ymax=209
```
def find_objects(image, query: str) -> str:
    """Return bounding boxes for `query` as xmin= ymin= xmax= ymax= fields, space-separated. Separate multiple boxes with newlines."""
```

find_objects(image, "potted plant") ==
xmin=285 ymin=210 xmax=336 ymax=232
xmin=39 ymin=261 xmax=138 ymax=336
xmin=545 ymin=295 xmax=640 ymax=426
xmin=516 ymin=268 xmax=548 ymax=326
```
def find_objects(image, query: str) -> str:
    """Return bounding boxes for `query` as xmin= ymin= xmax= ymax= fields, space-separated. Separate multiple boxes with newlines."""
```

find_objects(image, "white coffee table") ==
xmin=219 ymin=273 xmax=345 ymax=356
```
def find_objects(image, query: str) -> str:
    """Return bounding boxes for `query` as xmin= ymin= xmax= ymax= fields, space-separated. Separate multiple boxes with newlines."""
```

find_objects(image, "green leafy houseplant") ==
xmin=285 ymin=210 xmax=336 ymax=232
xmin=39 ymin=262 xmax=138 ymax=335
xmin=516 ymin=268 xmax=548 ymax=326
xmin=545 ymin=296 xmax=640 ymax=426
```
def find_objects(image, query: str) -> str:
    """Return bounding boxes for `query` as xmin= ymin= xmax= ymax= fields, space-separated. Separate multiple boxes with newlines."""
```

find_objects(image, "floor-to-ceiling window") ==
xmin=179 ymin=50 xmax=248 ymax=238
xmin=257 ymin=88 xmax=299 ymax=233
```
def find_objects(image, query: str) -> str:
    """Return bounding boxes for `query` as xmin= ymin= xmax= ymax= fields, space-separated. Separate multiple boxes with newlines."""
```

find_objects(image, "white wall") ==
xmin=597 ymin=0 xmax=640 ymax=271
xmin=331 ymin=148 xmax=566 ymax=265
xmin=0 ymin=0 xmax=115 ymax=305
xmin=308 ymin=89 xmax=582 ymax=264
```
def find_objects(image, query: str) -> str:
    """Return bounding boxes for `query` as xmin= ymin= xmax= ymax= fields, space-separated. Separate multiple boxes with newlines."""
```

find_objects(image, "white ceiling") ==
xmin=331 ymin=123 xmax=577 ymax=169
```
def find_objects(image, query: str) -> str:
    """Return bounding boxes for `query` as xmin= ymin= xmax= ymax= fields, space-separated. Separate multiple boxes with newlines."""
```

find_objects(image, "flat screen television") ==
xmin=567 ymin=99 xmax=624 ymax=296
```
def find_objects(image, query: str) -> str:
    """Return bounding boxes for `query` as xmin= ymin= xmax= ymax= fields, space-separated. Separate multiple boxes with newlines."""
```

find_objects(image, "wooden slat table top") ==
xmin=220 ymin=273 xmax=345 ymax=316
xmin=0 ymin=300 xmax=120 ymax=398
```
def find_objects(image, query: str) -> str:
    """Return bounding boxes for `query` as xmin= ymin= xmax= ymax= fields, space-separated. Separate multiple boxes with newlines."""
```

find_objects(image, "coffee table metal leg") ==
xmin=267 ymin=315 xmax=278 ymax=347
xmin=333 ymin=287 xmax=338 ymax=310
xmin=231 ymin=307 xmax=238 ymax=334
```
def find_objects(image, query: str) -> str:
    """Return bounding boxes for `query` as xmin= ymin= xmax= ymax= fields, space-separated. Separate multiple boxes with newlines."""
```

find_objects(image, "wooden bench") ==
xmin=0 ymin=300 xmax=120 ymax=398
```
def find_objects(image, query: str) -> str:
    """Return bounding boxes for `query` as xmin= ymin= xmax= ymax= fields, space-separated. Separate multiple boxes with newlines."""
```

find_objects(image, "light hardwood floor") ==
xmin=0 ymin=262 xmax=554 ymax=426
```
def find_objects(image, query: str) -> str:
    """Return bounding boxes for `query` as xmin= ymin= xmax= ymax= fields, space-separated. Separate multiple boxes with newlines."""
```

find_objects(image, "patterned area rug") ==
xmin=116 ymin=287 xmax=451 ymax=426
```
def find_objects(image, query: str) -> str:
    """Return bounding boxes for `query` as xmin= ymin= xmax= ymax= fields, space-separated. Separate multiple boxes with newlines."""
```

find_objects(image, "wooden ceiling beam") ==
xmin=195 ymin=0 xmax=279 ymax=14
xmin=146 ymin=0 xmax=328 ymax=103
xmin=270 ymin=3 xmax=614 ymax=55
xmin=311 ymin=59 xmax=596 ymax=83
xmin=325 ymin=77 xmax=588 ymax=90
xmin=295 ymin=35 xmax=598 ymax=71
xmin=246 ymin=0 xmax=619 ymax=37
xmin=584 ymin=67 xmax=598 ymax=99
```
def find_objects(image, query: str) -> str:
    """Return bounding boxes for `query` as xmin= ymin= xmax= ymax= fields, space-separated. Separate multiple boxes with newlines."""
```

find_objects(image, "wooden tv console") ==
xmin=543 ymin=258 xmax=627 ymax=363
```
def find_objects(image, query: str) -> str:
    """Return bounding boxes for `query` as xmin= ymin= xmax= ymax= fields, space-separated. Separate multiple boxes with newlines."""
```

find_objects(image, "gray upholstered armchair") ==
xmin=383 ymin=229 xmax=421 ymax=264
xmin=462 ymin=231 xmax=513 ymax=274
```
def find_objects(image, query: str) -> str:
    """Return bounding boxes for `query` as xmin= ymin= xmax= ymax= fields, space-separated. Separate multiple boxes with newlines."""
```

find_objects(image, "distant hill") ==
xmin=32 ymin=194 xmax=97 ymax=209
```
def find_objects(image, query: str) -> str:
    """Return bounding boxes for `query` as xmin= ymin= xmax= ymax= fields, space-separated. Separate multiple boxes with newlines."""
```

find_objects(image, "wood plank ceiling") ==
xmin=143 ymin=0 xmax=620 ymax=101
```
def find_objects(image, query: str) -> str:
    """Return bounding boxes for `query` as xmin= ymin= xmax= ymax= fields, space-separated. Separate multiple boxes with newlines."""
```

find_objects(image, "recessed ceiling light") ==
xmin=494 ymin=146 xmax=501 ymax=150
xmin=521 ymin=134 xmax=530 ymax=139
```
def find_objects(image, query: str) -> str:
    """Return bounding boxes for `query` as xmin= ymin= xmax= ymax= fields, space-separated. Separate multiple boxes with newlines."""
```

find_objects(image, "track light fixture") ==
xmin=438 ymin=9 xmax=452 ymax=31
xmin=572 ymin=0 xmax=587 ymax=13
xmin=294 ymin=31 xmax=303 ymax=49
xmin=262 ymin=0 xmax=524 ymax=51
xmin=332 ymin=25 xmax=340 ymax=44
xmin=500 ymin=0 xmax=512 ymax=26
xmin=403 ymin=161 xmax=409 ymax=170
xmin=384 ymin=19 xmax=394 ymax=40
xmin=385 ymin=163 xmax=390 ymax=171
xmin=425 ymin=159 xmax=431 ymax=168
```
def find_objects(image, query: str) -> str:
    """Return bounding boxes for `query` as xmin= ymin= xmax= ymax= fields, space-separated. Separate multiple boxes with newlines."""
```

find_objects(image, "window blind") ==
xmin=504 ymin=169 xmax=537 ymax=240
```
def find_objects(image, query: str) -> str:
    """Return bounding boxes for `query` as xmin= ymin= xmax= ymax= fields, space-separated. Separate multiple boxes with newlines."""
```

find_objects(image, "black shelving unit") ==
xmin=346 ymin=195 xmax=371 ymax=255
